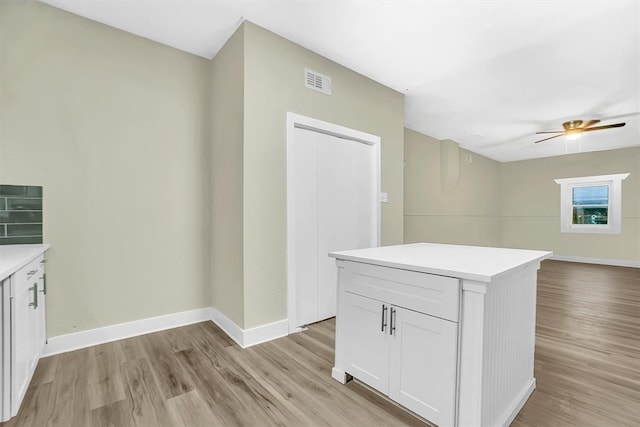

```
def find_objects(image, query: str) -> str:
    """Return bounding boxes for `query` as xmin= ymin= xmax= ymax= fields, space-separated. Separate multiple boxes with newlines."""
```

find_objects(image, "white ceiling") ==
xmin=41 ymin=0 xmax=640 ymax=162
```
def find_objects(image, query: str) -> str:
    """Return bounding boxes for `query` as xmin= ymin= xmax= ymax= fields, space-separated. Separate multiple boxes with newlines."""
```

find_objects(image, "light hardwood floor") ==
xmin=513 ymin=260 xmax=639 ymax=427
xmin=3 ymin=260 xmax=639 ymax=427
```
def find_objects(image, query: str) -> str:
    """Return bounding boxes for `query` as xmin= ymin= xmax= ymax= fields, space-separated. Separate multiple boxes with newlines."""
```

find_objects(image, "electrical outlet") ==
xmin=380 ymin=192 xmax=389 ymax=203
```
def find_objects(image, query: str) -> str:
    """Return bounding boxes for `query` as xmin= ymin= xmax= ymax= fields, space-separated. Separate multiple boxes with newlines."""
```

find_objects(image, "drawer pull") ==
xmin=390 ymin=307 xmax=396 ymax=336
xmin=29 ymin=285 xmax=38 ymax=309
xmin=27 ymin=269 xmax=39 ymax=276
xmin=381 ymin=304 xmax=388 ymax=332
xmin=40 ymin=274 xmax=47 ymax=295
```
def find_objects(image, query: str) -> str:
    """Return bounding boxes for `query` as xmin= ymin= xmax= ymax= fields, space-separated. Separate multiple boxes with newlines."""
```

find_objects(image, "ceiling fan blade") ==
xmin=580 ymin=123 xmax=626 ymax=132
xmin=535 ymin=130 xmax=564 ymax=134
xmin=534 ymin=134 xmax=565 ymax=144
xmin=580 ymin=119 xmax=601 ymax=129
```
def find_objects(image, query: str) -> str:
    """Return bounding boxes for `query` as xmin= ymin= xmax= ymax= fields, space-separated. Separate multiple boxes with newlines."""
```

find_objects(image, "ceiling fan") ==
xmin=534 ymin=119 xmax=625 ymax=144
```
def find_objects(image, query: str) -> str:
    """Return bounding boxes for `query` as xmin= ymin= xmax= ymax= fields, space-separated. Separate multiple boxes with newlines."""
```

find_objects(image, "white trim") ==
xmin=331 ymin=367 xmax=348 ymax=384
xmin=242 ymin=319 xmax=289 ymax=348
xmin=554 ymin=173 xmax=629 ymax=234
xmin=551 ymin=255 xmax=640 ymax=268
xmin=553 ymin=173 xmax=630 ymax=185
xmin=43 ymin=307 xmax=215 ymax=357
xmin=43 ymin=307 xmax=290 ymax=357
xmin=286 ymin=112 xmax=381 ymax=335
xmin=209 ymin=307 xmax=245 ymax=347
xmin=498 ymin=379 xmax=536 ymax=427
xmin=210 ymin=307 xmax=288 ymax=348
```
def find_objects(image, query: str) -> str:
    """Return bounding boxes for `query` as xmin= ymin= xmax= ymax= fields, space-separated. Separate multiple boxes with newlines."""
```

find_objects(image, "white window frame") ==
xmin=554 ymin=173 xmax=629 ymax=234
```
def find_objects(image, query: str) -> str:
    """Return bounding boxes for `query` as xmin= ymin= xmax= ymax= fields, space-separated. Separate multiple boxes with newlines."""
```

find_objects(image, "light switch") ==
xmin=380 ymin=192 xmax=389 ymax=203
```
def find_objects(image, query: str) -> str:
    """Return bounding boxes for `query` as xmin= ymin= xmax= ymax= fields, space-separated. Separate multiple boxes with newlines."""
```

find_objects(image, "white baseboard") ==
xmin=209 ymin=307 xmax=245 ymax=347
xmin=43 ymin=306 xmax=289 ymax=357
xmin=551 ymin=255 xmax=639 ymax=268
xmin=499 ymin=378 xmax=536 ymax=427
xmin=242 ymin=318 xmax=289 ymax=348
xmin=44 ymin=307 xmax=215 ymax=357
xmin=210 ymin=307 xmax=288 ymax=348
xmin=331 ymin=367 xmax=348 ymax=384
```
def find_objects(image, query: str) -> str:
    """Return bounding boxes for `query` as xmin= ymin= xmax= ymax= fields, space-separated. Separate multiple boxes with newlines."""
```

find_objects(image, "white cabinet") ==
xmin=11 ymin=272 xmax=33 ymax=413
xmin=341 ymin=291 xmax=389 ymax=393
xmin=388 ymin=305 xmax=457 ymax=426
xmin=0 ymin=278 xmax=11 ymax=421
xmin=331 ymin=243 xmax=552 ymax=427
xmin=11 ymin=256 xmax=46 ymax=416
xmin=34 ymin=272 xmax=47 ymax=361
xmin=339 ymin=273 xmax=458 ymax=427
xmin=0 ymin=251 xmax=47 ymax=422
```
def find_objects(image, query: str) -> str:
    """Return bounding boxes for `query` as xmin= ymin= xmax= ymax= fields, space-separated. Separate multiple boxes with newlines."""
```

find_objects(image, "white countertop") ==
xmin=329 ymin=243 xmax=552 ymax=282
xmin=0 ymin=244 xmax=50 ymax=282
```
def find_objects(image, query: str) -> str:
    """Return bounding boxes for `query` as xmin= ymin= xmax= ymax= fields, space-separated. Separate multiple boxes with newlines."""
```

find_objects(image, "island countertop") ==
xmin=0 ymin=244 xmax=50 ymax=282
xmin=329 ymin=242 xmax=552 ymax=282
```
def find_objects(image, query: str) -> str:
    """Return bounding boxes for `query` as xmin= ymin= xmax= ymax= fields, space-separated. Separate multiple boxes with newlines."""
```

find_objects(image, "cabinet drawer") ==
xmin=12 ymin=255 xmax=44 ymax=296
xmin=340 ymin=261 xmax=460 ymax=322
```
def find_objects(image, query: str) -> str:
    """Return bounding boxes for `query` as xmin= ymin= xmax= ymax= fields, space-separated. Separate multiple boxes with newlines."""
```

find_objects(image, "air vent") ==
xmin=305 ymin=69 xmax=332 ymax=95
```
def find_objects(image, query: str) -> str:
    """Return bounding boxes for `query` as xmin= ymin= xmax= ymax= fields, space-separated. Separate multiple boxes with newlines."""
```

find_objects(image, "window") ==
xmin=554 ymin=173 xmax=629 ymax=234
xmin=572 ymin=185 xmax=609 ymax=225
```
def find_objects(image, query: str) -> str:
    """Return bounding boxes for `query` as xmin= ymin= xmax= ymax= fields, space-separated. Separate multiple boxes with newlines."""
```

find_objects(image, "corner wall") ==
xmin=210 ymin=27 xmax=246 ymax=328
xmin=404 ymin=129 xmax=502 ymax=247
xmin=403 ymin=128 xmax=639 ymax=263
xmin=0 ymin=1 xmax=211 ymax=336
xmin=242 ymin=22 xmax=405 ymax=328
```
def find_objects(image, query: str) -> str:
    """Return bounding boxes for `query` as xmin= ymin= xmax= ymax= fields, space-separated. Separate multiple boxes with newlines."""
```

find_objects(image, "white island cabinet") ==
xmin=330 ymin=243 xmax=552 ymax=427
xmin=0 ymin=244 xmax=49 ymax=422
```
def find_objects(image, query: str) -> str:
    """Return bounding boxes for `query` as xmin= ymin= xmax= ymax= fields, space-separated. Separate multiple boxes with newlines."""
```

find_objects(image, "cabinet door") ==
xmin=33 ymin=273 xmax=46 ymax=358
xmin=389 ymin=307 xmax=458 ymax=427
xmin=11 ymin=278 xmax=38 ymax=415
xmin=1 ymin=280 xmax=11 ymax=422
xmin=342 ymin=291 xmax=390 ymax=394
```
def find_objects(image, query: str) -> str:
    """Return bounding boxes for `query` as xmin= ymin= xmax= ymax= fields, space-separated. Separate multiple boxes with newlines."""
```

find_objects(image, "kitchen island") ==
xmin=329 ymin=243 xmax=552 ymax=427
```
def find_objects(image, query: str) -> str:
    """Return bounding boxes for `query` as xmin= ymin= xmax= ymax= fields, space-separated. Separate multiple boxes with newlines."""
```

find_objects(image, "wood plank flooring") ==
xmin=3 ymin=260 xmax=639 ymax=426
xmin=513 ymin=260 xmax=640 ymax=427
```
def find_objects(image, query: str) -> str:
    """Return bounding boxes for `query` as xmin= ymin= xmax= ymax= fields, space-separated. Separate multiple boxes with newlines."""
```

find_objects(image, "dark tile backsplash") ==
xmin=0 ymin=236 xmax=43 ymax=245
xmin=7 ymin=224 xmax=43 ymax=237
xmin=0 ymin=211 xmax=43 ymax=223
xmin=0 ymin=185 xmax=42 ymax=197
xmin=0 ymin=185 xmax=43 ymax=245
xmin=7 ymin=197 xmax=42 ymax=211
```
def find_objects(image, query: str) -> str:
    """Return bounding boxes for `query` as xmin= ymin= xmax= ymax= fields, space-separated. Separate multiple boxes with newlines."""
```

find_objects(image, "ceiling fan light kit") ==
xmin=533 ymin=119 xmax=626 ymax=144
xmin=565 ymin=132 xmax=581 ymax=141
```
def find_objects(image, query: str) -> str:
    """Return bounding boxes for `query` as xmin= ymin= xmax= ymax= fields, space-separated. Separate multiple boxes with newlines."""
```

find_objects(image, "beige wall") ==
xmin=0 ymin=1 xmax=211 ymax=336
xmin=0 ymin=5 xmax=405 ymax=335
xmin=501 ymin=147 xmax=640 ymax=261
xmin=13 ymin=2 xmax=633 ymax=341
xmin=404 ymin=129 xmax=502 ymax=247
xmin=210 ymin=27 xmax=245 ymax=327
xmin=403 ymin=126 xmax=639 ymax=262
xmin=242 ymin=22 xmax=405 ymax=328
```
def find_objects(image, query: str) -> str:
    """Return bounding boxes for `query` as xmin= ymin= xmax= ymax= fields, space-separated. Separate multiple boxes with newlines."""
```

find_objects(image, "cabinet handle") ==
xmin=29 ymin=285 xmax=38 ymax=309
xmin=40 ymin=273 xmax=47 ymax=295
xmin=390 ymin=307 xmax=396 ymax=336
xmin=27 ymin=269 xmax=39 ymax=277
xmin=381 ymin=304 xmax=387 ymax=332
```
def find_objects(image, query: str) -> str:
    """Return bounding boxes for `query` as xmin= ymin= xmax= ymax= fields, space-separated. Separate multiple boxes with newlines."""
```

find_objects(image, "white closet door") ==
xmin=292 ymin=126 xmax=377 ymax=327
xmin=316 ymin=133 xmax=375 ymax=320
xmin=293 ymin=128 xmax=319 ymax=326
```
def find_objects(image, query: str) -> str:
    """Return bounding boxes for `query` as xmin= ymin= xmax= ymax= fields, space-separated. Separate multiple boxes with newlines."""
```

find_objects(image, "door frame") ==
xmin=286 ymin=112 xmax=381 ymax=333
